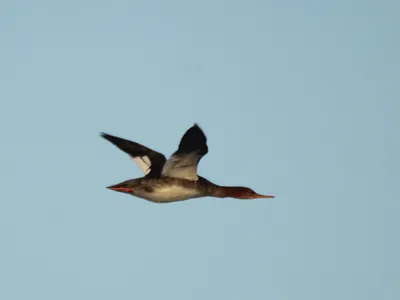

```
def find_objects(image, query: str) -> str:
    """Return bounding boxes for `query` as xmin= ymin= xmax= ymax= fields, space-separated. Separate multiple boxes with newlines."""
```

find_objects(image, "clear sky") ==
xmin=1 ymin=0 xmax=399 ymax=299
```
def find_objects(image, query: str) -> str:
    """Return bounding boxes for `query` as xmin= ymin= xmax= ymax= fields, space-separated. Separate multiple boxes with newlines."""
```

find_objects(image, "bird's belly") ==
xmin=134 ymin=185 xmax=202 ymax=203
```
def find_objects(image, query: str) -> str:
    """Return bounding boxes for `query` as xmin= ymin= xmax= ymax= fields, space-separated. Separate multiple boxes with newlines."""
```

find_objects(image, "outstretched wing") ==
xmin=100 ymin=132 xmax=167 ymax=178
xmin=161 ymin=123 xmax=208 ymax=181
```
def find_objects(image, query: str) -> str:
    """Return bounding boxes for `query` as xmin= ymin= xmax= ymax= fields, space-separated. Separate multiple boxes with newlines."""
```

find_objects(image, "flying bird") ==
xmin=100 ymin=124 xmax=274 ymax=203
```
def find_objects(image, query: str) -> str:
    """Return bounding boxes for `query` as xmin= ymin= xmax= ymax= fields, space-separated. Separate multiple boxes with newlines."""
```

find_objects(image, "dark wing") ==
xmin=161 ymin=123 xmax=208 ymax=181
xmin=100 ymin=132 xmax=167 ymax=178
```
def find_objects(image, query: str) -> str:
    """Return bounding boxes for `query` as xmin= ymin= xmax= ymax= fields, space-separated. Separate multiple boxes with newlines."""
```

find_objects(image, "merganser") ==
xmin=101 ymin=124 xmax=275 ymax=203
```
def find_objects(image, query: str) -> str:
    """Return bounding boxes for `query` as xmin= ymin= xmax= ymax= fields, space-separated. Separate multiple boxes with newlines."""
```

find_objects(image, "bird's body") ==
xmin=111 ymin=176 xmax=214 ymax=203
xmin=101 ymin=124 xmax=274 ymax=203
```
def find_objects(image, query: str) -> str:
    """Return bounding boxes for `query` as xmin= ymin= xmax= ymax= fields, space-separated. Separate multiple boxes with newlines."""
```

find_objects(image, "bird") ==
xmin=100 ymin=123 xmax=275 ymax=203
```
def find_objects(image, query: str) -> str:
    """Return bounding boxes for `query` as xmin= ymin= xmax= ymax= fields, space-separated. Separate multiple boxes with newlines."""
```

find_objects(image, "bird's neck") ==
xmin=212 ymin=186 xmax=246 ymax=198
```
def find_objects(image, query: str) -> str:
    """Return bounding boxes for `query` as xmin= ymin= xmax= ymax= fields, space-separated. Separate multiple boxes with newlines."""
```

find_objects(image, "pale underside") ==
xmin=133 ymin=184 xmax=203 ymax=203
xmin=130 ymin=152 xmax=204 ymax=202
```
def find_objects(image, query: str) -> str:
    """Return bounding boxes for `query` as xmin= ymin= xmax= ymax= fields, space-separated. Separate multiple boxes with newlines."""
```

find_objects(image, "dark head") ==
xmin=222 ymin=186 xmax=275 ymax=199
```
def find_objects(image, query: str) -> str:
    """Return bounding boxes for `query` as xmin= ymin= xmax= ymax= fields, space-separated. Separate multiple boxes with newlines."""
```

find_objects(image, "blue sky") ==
xmin=1 ymin=0 xmax=399 ymax=299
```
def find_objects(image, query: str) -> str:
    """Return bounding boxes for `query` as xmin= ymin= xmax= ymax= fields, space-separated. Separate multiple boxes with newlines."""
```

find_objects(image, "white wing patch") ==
xmin=161 ymin=153 xmax=201 ymax=181
xmin=132 ymin=156 xmax=151 ymax=175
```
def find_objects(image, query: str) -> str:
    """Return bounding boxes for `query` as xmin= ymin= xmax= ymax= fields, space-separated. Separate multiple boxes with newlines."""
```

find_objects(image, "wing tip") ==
xmin=100 ymin=132 xmax=120 ymax=142
xmin=191 ymin=123 xmax=206 ymax=137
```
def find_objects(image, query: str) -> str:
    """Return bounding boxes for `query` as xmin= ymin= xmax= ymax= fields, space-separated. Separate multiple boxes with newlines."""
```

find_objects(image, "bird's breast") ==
xmin=134 ymin=184 xmax=202 ymax=203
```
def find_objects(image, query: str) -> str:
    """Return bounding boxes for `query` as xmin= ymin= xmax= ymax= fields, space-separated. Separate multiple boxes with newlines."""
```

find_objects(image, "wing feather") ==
xmin=161 ymin=124 xmax=208 ymax=181
xmin=101 ymin=132 xmax=166 ymax=178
